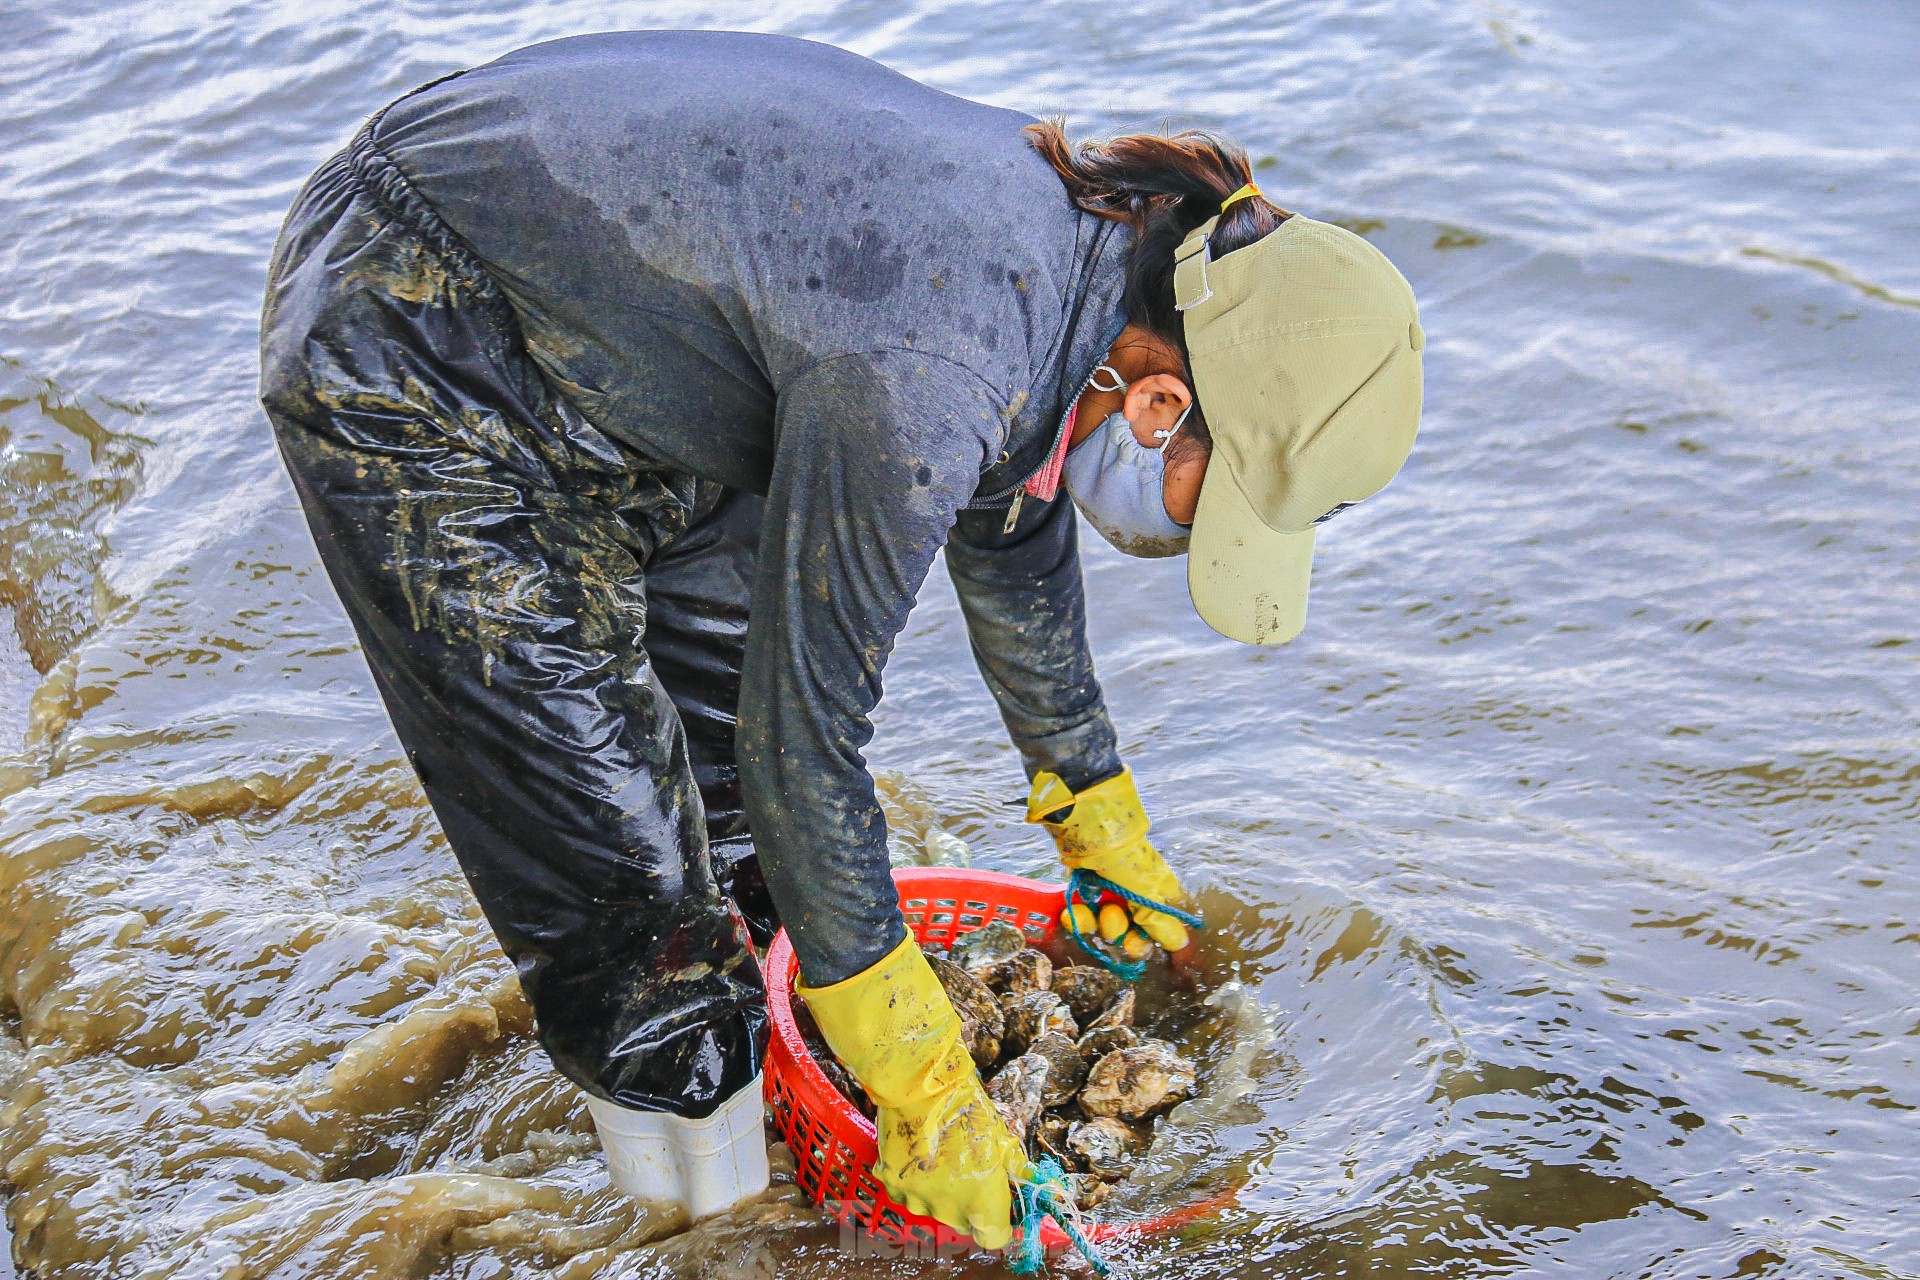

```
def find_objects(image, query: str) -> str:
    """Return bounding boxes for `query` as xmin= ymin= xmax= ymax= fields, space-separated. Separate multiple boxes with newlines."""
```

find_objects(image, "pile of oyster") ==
xmin=799 ymin=921 xmax=1198 ymax=1209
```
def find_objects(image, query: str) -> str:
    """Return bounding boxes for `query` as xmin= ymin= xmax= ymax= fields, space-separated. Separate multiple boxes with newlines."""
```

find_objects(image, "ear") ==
xmin=1121 ymin=374 xmax=1194 ymax=447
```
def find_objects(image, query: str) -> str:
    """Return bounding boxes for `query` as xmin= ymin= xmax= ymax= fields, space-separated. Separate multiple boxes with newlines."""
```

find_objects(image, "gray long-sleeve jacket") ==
xmin=372 ymin=30 xmax=1129 ymax=982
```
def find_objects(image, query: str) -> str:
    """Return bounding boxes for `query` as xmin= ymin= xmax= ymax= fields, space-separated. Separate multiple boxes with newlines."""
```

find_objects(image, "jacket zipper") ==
xmin=980 ymin=368 xmax=1091 ymax=533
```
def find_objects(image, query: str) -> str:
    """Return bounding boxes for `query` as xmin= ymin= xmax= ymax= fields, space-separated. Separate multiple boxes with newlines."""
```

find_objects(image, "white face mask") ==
xmin=1061 ymin=365 xmax=1193 ymax=558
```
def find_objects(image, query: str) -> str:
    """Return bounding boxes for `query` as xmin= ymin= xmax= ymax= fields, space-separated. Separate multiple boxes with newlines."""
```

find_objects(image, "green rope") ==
xmin=1063 ymin=868 xmax=1205 ymax=979
xmin=1008 ymin=1158 xmax=1110 ymax=1275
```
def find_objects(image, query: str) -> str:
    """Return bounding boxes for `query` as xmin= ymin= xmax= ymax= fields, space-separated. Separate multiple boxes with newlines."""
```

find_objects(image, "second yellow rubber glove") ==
xmin=796 ymin=935 xmax=1029 ymax=1249
xmin=1027 ymin=767 xmax=1192 ymax=952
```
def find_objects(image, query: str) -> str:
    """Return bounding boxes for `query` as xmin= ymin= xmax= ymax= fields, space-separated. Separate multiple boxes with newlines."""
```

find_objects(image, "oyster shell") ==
xmin=1080 ymin=985 xmax=1136 ymax=1035
xmin=1034 ymin=1110 xmax=1075 ymax=1167
xmin=1076 ymin=1024 xmax=1139 ymax=1060
xmin=1071 ymin=1172 xmax=1115 ymax=1210
xmin=797 ymin=1017 xmax=874 ymax=1119
xmin=1001 ymin=989 xmax=1078 ymax=1058
xmin=1050 ymin=965 xmax=1121 ymax=1025
xmin=1066 ymin=1116 xmax=1147 ymax=1181
xmin=985 ymin=1053 xmax=1049 ymax=1143
xmin=1027 ymin=1031 xmax=1089 ymax=1108
xmin=801 ymin=943 xmax=1198 ymax=1202
xmin=949 ymin=920 xmax=1027 ymax=975
xmin=1078 ymin=1040 xmax=1196 ymax=1119
xmin=928 ymin=954 xmax=1004 ymax=1069
xmin=985 ymin=947 xmax=1053 ymax=997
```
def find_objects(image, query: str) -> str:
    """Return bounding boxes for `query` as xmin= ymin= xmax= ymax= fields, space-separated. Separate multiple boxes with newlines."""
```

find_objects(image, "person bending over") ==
xmin=259 ymin=30 xmax=1422 ymax=1246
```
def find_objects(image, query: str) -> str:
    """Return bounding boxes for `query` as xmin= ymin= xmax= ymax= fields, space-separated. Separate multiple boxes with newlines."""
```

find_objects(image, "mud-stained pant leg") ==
xmin=259 ymin=134 xmax=765 ymax=1118
xmin=638 ymin=487 xmax=780 ymax=945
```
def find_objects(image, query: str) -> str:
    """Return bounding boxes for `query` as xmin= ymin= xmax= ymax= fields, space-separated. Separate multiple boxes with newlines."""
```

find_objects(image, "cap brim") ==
xmin=1187 ymin=462 xmax=1315 ymax=645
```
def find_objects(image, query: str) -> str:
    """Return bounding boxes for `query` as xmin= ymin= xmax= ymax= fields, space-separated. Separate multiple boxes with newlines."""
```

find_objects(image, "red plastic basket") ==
xmin=762 ymin=866 xmax=1227 ymax=1257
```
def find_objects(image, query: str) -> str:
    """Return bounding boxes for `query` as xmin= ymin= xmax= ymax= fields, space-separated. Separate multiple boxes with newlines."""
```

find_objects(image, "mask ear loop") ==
xmin=1152 ymin=400 xmax=1194 ymax=446
xmin=1094 ymin=364 xmax=1192 ymax=449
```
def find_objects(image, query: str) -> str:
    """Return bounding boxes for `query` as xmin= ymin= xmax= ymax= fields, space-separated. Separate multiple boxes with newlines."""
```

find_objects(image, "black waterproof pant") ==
xmin=260 ymin=129 xmax=771 ymax=1117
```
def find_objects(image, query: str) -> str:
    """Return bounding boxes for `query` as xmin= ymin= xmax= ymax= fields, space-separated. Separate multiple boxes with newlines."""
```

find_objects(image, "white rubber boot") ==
xmin=586 ymin=1074 xmax=771 ymax=1220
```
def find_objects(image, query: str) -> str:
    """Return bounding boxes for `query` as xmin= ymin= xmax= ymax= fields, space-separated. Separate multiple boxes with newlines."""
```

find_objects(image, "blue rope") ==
xmin=1009 ymin=1158 xmax=1110 ymax=1275
xmin=1073 ymin=868 xmax=1206 ymax=928
xmin=1062 ymin=877 xmax=1143 ymax=981
xmin=1062 ymin=868 xmax=1205 ymax=978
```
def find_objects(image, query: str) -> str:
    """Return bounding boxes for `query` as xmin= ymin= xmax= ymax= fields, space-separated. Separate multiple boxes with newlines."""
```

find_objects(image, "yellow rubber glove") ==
xmin=796 ymin=935 xmax=1029 ymax=1249
xmin=1028 ymin=767 xmax=1192 ymax=952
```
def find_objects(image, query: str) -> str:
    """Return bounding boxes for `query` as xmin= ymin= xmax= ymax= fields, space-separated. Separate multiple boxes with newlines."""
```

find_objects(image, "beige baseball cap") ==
xmin=1173 ymin=210 xmax=1424 ymax=644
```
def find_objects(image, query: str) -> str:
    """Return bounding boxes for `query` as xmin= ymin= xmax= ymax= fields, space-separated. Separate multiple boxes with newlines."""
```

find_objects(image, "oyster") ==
xmin=1001 ymin=990 xmax=1078 ymax=1058
xmin=1066 ymin=1116 xmax=1147 ymax=1181
xmin=1078 ymin=1040 xmax=1196 ymax=1119
xmin=1071 ymin=1172 xmax=1115 ymax=1211
xmin=1034 ymin=1110 xmax=1075 ymax=1167
xmin=928 ymin=954 xmax=1004 ymax=1069
xmin=797 ymin=1016 xmax=874 ymax=1120
xmin=985 ymin=1053 xmax=1049 ymax=1143
xmin=1080 ymin=985 xmax=1135 ymax=1035
xmin=1027 ymin=1031 xmax=1089 ymax=1108
xmin=949 ymin=920 xmax=1027 ymax=975
xmin=802 ymin=940 xmax=1204 ymax=1205
xmin=821 ymin=1054 xmax=874 ymax=1120
xmin=985 ymin=947 xmax=1053 ymax=997
xmin=1076 ymin=1024 xmax=1139 ymax=1060
xmin=1050 ymin=965 xmax=1121 ymax=1025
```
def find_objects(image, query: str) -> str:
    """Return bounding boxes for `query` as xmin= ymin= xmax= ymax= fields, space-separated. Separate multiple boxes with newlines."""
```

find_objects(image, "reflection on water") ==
xmin=2 ymin=0 xmax=1917 ymax=1276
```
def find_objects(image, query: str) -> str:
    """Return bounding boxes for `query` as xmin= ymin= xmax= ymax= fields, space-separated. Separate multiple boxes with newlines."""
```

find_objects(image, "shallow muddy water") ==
xmin=2 ymin=1 xmax=1916 ymax=1276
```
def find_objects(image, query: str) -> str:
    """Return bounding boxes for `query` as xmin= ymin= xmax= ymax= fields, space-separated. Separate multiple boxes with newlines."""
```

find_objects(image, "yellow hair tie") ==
xmin=1219 ymin=182 xmax=1262 ymax=214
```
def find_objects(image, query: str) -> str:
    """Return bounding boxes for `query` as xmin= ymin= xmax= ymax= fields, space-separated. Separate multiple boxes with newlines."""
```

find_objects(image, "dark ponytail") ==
xmin=1024 ymin=120 xmax=1290 ymax=451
